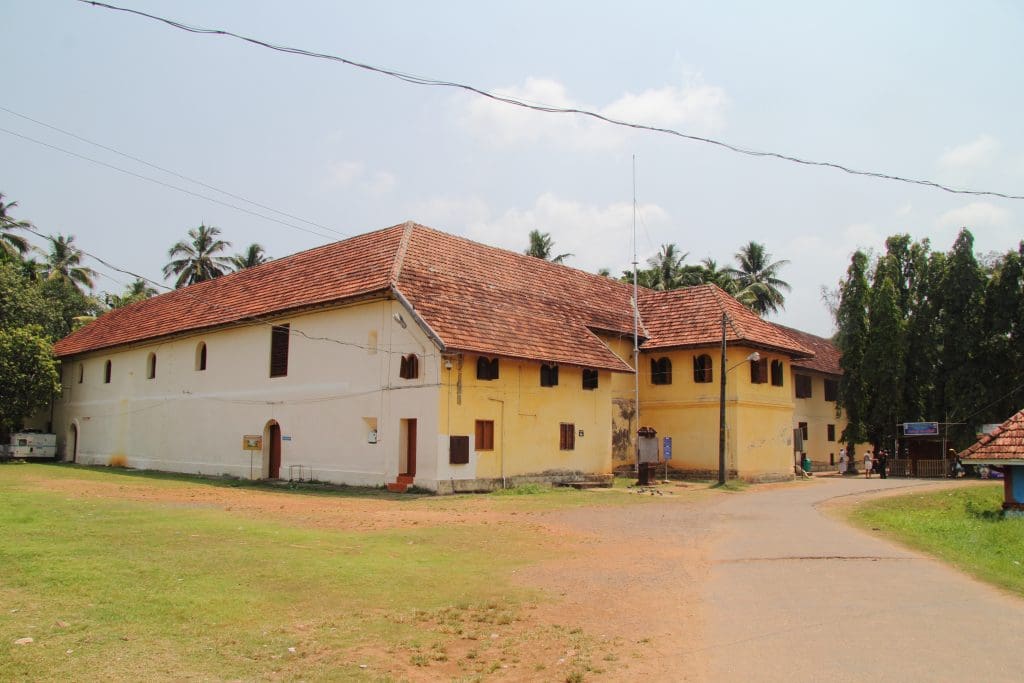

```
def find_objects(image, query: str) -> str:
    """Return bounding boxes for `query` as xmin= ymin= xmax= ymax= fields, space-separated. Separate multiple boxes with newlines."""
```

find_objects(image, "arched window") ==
xmin=476 ymin=356 xmax=499 ymax=380
xmin=540 ymin=363 xmax=559 ymax=387
xmin=582 ymin=368 xmax=599 ymax=390
xmin=103 ymin=360 xmax=112 ymax=384
xmin=195 ymin=341 xmax=207 ymax=371
xmin=146 ymin=352 xmax=157 ymax=379
xmin=770 ymin=359 xmax=784 ymax=386
xmin=77 ymin=364 xmax=84 ymax=384
xmin=400 ymin=353 xmax=419 ymax=379
xmin=750 ymin=357 xmax=768 ymax=384
xmin=651 ymin=357 xmax=672 ymax=385
xmin=693 ymin=354 xmax=713 ymax=383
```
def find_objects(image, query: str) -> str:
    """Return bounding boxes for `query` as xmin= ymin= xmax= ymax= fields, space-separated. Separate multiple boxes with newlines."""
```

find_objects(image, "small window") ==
xmin=795 ymin=374 xmax=813 ymax=398
xmin=541 ymin=363 xmax=559 ymax=387
xmin=475 ymin=420 xmax=495 ymax=450
xmin=270 ymin=324 xmax=290 ymax=377
xmin=477 ymin=356 xmax=500 ymax=381
xmin=146 ymin=352 xmax=157 ymax=380
xmin=559 ymin=423 xmax=576 ymax=450
xmin=651 ymin=357 xmax=672 ymax=385
xmin=449 ymin=435 xmax=469 ymax=464
xmin=400 ymin=354 xmax=420 ymax=379
xmin=750 ymin=357 xmax=768 ymax=384
xmin=827 ymin=424 xmax=836 ymax=442
xmin=195 ymin=342 xmax=207 ymax=371
xmin=582 ymin=368 xmax=599 ymax=390
xmin=77 ymin=364 xmax=84 ymax=384
xmin=693 ymin=354 xmax=713 ymax=383
xmin=799 ymin=421 xmax=809 ymax=440
xmin=770 ymin=360 xmax=784 ymax=386
xmin=824 ymin=379 xmax=839 ymax=402
xmin=103 ymin=360 xmax=112 ymax=384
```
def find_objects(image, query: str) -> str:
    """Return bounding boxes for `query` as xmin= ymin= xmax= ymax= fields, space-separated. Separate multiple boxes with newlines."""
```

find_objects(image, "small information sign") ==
xmin=242 ymin=435 xmax=262 ymax=451
xmin=663 ymin=436 xmax=673 ymax=460
xmin=904 ymin=422 xmax=939 ymax=436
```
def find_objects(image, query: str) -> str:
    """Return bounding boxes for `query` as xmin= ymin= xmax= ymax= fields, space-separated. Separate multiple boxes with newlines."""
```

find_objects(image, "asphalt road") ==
xmin=701 ymin=477 xmax=1022 ymax=682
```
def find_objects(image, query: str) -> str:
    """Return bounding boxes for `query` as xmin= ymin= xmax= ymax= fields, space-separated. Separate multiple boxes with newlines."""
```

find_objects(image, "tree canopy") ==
xmin=163 ymin=224 xmax=233 ymax=288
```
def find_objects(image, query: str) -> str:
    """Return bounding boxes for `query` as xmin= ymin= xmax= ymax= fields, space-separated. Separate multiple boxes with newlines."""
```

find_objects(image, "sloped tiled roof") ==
xmin=776 ymin=325 xmax=842 ymax=375
xmin=637 ymin=285 xmax=814 ymax=358
xmin=960 ymin=409 xmax=1024 ymax=463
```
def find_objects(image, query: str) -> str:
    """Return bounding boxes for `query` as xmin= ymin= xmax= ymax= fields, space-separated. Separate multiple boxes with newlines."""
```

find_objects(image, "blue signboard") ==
xmin=903 ymin=422 xmax=939 ymax=436
xmin=663 ymin=436 xmax=672 ymax=460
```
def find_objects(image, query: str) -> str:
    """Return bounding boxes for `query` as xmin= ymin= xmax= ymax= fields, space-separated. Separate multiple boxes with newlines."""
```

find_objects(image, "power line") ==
xmin=0 ymin=104 xmax=347 ymax=238
xmin=0 ymin=126 xmax=340 ymax=241
xmin=77 ymin=0 xmax=1024 ymax=202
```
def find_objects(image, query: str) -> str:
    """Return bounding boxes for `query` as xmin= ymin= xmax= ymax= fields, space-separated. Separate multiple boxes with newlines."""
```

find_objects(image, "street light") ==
xmin=718 ymin=312 xmax=760 ymax=485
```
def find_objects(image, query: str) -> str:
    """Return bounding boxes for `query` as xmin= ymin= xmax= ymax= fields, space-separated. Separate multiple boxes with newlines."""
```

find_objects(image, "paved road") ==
xmin=701 ymin=477 xmax=1022 ymax=682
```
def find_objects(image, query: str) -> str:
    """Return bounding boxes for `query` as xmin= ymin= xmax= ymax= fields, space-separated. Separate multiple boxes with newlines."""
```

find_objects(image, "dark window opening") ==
xmin=146 ymin=353 xmax=157 ymax=380
xmin=693 ymin=354 xmax=713 ymax=383
xmin=400 ymin=353 xmax=420 ymax=379
xmin=475 ymin=420 xmax=494 ymax=450
xmin=476 ymin=356 xmax=499 ymax=380
xmin=103 ymin=360 xmax=112 ymax=384
xmin=770 ymin=359 xmax=784 ymax=386
xmin=77 ymin=364 xmax=83 ymax=384
xmin=449 ymin=435 xmax=469 ymax=464
xmin=795 ymin=374 xmax=813 ymax=398
xmin=824 ymin=379 xmax=838 ymax=402
xmin=750 ymin=357 xmax=768 ymax=384
xmin=541 ymin=363 xmax=559 ymax=387
xmin=270 ymin=324 xmax=290 ymax=377
xmin=827 ymin=424 xmax=836 ymax=441
xmin=559 ymin=423 xmax=576 ymax=450
xmin=196 ymin=342 xmax=207 ymax=371
xmin=799 ymin=421 xmax=809 ymax=440
xmin=582 ymin=368 xmax=599 ymax=390
xmin=651 ymin=357 xmax=673 ymax=385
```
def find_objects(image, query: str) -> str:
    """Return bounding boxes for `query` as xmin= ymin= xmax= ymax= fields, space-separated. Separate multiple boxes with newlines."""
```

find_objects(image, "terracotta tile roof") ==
xmin=960 ymin=409 xmax=1024 ymax=462
xmin=637 ymin=285 xmax=814 ymax=358
xmin=53 ymin=226 xmax=405 ymax=357
xmin=776 ymin=325 xmax=842 ymax=375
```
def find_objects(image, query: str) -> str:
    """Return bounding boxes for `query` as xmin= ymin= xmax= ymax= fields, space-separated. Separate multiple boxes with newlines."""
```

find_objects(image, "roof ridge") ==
xmin=390 ymin=221 xmax=415 ymax=284
xmin=709 ymin=285 xmax=745 ymax=340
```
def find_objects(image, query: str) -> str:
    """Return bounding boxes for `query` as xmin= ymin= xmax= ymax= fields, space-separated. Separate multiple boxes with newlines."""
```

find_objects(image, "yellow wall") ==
xmin=791 ymin=370 xmax=869 ymax=466
xmin=437 ymin=354 xmax=614 ymax=482
xmin=638 ymin=346 xmax=796 ymax=481
xmin=601 ymin=335 xmax=639 ymax=467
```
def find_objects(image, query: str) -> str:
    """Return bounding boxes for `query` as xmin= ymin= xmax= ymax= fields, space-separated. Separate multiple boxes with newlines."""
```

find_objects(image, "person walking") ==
xmin=864 ymin=450 xmax=873 ymax=478
xmin=838 ymin=448 xmax=848 ymax=475
xmin=877 ymin=449 xmax=888 ymax=479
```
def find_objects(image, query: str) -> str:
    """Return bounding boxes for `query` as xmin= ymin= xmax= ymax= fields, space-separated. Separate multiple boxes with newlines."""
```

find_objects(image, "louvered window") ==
xmin=270 ymin=324 xmax=290 ymax=377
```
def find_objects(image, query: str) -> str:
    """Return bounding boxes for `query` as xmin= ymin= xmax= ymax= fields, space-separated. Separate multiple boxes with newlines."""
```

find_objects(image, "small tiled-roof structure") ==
xmin=638 ymin=285 xmax=814 ymax=358
xmin=776 ymin=325 xmax=842 ymax=375
xmin=959 ymin=409 xmax=1024 ymax=464
xmin=53 ymin=222 xmax=818 ymax=371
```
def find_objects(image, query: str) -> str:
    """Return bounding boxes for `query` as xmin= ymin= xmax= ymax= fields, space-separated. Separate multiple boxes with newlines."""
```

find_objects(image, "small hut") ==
xmin=959 ymin=408 xmax=1024 ymax=517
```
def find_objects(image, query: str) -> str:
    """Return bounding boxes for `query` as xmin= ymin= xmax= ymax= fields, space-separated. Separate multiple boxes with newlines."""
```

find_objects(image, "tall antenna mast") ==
xmin=632 ymin=155 xmax=640 ymax=473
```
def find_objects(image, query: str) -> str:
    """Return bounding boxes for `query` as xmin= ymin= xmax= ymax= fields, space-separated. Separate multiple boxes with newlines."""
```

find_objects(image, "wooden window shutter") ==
xmin=449 ymin=435 xmax=470 ymax=464
xmin=270 ymin=324 xmax=290 ymax=377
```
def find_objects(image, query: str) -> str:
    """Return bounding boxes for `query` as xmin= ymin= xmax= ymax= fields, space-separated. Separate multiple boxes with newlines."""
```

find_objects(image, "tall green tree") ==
xmin=0 ymin=192 xmax=31 ymax=262
xmin=230 ymin=243 xmax=270 ymax=271
xmin=42 ymin=234 xmax=97 ymax=291
xmin=862 ymin=270 xmax=905 ymax=449
xmin=980 ymin=242 xmax=1024 ymax=421
xmin=727 ymin=241 xmax=791 ymax=315
xmin=0 ymin=325 xmax=61 ymax=431
xmin=901 ymin=244 xmax=942 ymax=422
xmin=645 ymin=243 xmax=689 ymax=290
xmin=835 ymin=250 xmax=870 ymax=466
xmin=163 ymin=224 xmax=233 ymax=288
xmin=524 ymin=229 xmax=572 ymax=264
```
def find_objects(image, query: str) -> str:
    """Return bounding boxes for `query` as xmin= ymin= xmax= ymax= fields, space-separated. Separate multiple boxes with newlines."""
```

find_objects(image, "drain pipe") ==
xmin=488 ymin=397 xmax=506 ymax=489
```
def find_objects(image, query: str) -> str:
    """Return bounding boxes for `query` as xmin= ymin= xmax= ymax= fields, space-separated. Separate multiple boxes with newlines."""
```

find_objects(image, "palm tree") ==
xmin=106 ymin=278 xmax=159 ymax=308
xmin=525 ymin=229 xmax=572 ymax=264
xmin=726 ymin=241 xmax=791 ymax=315
xmin=230 ymin=243 xmax=270 ymax=271
xmin=43 ymin=234 xmax=97 ymax=291
xmin=0 ymin=193 xmax=31 ymax=262
xmin=698 ymin=258 xmax=738 ymax=293
xmin=163 ymin=224 xmax=233 ymax=288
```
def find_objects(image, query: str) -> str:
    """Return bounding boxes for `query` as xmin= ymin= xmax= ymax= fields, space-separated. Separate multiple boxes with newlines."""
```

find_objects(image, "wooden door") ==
xmin=405 ymin=419 xmax=417 ymax=476
xmin=269 ymin=423 xmax=281 ymax=479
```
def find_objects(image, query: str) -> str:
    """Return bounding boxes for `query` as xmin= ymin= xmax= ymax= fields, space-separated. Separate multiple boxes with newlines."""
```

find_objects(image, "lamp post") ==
xmin=718 ymin=310 xmax=760 ymax=485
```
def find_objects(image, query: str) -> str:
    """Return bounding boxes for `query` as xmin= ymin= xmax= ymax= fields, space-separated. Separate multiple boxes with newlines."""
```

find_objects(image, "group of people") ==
xmin=836 ymin=447 xmax=889 ymax=478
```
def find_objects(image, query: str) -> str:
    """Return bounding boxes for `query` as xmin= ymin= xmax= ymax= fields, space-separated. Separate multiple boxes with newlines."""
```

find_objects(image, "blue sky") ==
xmin=3 ymin=0 xmax=1022 ymax=336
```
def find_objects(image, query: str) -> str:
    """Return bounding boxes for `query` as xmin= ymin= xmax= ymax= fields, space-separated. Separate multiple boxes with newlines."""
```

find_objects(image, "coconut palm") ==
xmin=163 ymin=224 xmax=233 ymax=288
xmin=106 ymin=278 xmax=159 ymax=309
xmin=230 ymin=243 xmax=270 ymax=271
xmin=727 ymin=241 xmax=791 ymax=315
xmin=525 ymin=229 xmax=572 ymax=264
xmin=0 ymin=193 xmax=31 ymax=261
xmin=43 ymin=234 xmax=97 ymax=291
xmin=644 ymin=244 xmax=688 ymax=290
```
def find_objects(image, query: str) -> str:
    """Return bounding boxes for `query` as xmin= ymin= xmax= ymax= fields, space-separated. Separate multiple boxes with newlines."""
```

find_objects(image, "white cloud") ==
xmin=324 ymin=160 xmax=397 ymax=195
xmin=461 ymin=76 xmax=728 ymax=150
xmin=937 ymin=201 xmax=1011 ymax=231
xmin=412 ymin=193 xmax=671 ymax=274
xmin=938 ymin=135 xmax=999 ymax=171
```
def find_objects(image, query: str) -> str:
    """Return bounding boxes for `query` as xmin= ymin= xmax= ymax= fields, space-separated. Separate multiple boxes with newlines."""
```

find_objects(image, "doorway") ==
xmin=399 ymin=418 xmax=417 ymax=476
xmin=68 ymin=423 xmax=78 ymax=463
xmin=266 ymin=421 xmax=281 ymax=479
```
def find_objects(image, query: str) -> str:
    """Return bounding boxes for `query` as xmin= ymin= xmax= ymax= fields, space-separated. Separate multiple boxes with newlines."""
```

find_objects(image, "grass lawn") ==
xmin=849 ymin=483 xmax=1024 ymax=597
xmin=0 ymin=463 xmax=703 ymax=681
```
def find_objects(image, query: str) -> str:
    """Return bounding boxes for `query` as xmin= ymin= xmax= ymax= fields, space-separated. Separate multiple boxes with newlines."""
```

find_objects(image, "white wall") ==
xmin=54 ymin=298 xmax=442 ymax=488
